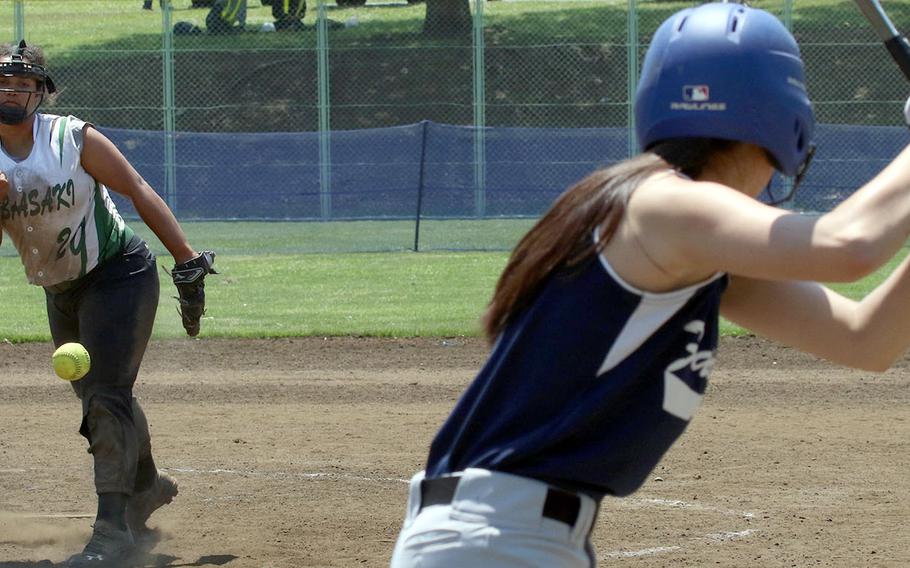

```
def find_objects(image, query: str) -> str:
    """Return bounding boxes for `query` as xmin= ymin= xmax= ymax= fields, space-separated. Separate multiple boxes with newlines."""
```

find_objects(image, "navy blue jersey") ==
xmin=426 ymin=250 xmax=728 ymax=497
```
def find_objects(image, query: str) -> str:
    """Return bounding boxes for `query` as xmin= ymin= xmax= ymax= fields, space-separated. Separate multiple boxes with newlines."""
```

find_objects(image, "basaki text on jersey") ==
xmin=0 ymin=178 xmax=75 ymax=220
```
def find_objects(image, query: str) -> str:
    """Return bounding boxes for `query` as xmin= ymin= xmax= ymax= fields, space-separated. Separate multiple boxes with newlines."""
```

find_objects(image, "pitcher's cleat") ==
xmin=127 ymin=469 xmax=179 ymax=539
xmin=66 ymin=520 xmax=135 ymax=567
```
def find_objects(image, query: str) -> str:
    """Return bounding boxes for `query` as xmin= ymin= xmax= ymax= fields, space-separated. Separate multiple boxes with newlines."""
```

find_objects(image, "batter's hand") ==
xmin=904 ymin=95 xmax=910 ymax=126
xmin=171 ymin=250 xmax=217 ymax=337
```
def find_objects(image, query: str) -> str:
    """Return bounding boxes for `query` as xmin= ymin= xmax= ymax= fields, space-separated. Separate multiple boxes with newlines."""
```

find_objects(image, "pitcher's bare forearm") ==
xmin=79 ymin=126 xmax=195 ymax=264
xmin=127 ymin=184 xmax=195 ymax=264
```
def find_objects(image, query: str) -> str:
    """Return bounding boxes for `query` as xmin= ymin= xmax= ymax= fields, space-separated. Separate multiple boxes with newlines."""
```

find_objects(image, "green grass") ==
xmin=0 ymin=219 xmax=523 ymax=341
xmin=0 ymin=248 xmax=508 ymax=342
xmin=135 ymin=218 xmax=537 ymax=254
xmin=0 ymin=219 xmax=538 ymax=258
xmin=2 ymin=2 xmax=908 ymax=342
xmin=2 ymin=219 xmax=907 ymax=342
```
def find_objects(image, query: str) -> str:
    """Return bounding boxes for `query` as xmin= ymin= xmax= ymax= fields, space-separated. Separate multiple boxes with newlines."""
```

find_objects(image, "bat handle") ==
xmin=885 ymin=36 xmax=910 ymax=82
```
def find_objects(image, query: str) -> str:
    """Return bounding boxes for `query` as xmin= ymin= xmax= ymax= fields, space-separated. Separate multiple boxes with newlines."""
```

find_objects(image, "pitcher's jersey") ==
xmin=0 ymin=114 xmax=134 ymax=287
xmin=426 ymin=246 xmax=728 ymax=497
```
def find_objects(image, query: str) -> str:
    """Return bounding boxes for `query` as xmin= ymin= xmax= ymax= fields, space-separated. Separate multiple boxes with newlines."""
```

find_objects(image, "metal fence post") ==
xmin=161 ymin=0 xmax=177 ymax=212
xmin=782 ymin=0 xmax=793 ymax=29
xmin=627 ymin=0 xmax=638 ymax=159
xmin=13 ymin=0 xmax=24 ymax=42
xmin=317 ymin=0 xmax=332 ymax=220
xmin=413 ymin=120 xmax=429 ymax=252
xmin=781 ymin=0 xmax=795 ymax=206
xmin=473 ymin=0 xmax=486 ymax=218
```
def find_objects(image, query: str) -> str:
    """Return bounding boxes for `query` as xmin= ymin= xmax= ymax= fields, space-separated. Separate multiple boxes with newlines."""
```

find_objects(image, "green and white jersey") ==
xmin=0 ymin=114 xmax=134 ymax=287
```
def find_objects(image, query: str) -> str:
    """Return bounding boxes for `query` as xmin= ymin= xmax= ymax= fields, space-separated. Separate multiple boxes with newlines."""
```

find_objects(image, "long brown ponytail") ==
xmin=481 ymin=138 xmax=736 ymax=343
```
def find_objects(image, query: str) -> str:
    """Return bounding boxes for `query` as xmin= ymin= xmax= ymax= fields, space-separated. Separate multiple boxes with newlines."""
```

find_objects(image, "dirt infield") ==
xmin=0 ymin=336 xmax=908 ymax=568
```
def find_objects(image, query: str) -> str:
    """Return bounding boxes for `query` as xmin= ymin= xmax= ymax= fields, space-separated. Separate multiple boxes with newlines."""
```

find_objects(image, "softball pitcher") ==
xmin=0 ymin=41 xmax=215 ymax=567
xmin=392 ymin=4 xmax=910 ymax=566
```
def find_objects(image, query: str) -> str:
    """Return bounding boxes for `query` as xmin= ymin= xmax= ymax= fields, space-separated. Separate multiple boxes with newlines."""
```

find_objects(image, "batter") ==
xmin=392 ymin=3 xmax=910 ymax=566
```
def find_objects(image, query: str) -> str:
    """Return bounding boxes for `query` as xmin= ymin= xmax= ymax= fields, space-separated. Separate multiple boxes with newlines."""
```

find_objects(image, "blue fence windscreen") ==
xmin=103 ymin=121 xmax=908 ymax=222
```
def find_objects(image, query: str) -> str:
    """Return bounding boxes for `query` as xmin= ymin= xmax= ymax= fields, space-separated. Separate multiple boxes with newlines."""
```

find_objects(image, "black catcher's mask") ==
xmin=0 ymin=40 xmax=56 ymax=125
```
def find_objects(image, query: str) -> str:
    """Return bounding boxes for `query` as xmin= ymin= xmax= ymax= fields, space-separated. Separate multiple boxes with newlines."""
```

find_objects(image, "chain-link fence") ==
xmin=3 ymin=0 xmax=910 ymax=252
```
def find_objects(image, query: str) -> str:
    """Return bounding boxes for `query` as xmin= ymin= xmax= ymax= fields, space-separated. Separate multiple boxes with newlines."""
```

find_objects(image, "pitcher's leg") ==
xmin=132 ymin=398 xmax=156 ymax=493
xmin=66 ymin=247 xmax=160 ymax=566
xmin=82 ymin=391 xmax=138 ymax=495
xmin=127 ymin=397 xmax=179 ymax=539
xmin=76 ymin=249 xmax=158 ymax=495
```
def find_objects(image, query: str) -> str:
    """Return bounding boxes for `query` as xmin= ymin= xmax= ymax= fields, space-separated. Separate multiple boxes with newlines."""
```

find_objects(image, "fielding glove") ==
xmin=171 ymin=250 xmax=217 ymax=337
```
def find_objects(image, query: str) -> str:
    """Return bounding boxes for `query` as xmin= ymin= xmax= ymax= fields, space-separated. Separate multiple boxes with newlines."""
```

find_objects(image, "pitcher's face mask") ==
xmin=0 ymin=40 xmax=56 ymax=125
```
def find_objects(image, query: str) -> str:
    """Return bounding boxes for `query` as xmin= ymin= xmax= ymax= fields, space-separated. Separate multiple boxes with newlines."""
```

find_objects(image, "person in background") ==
xmin=263 ymin=0 xmax=306 ymax=31
xmin=0 ymin=41 xmax=216 ymax=567
xmin=390 ymin=3 xmax=910 ymax=567
xmin=144 ymin=0 xmax=211 ymax=9
xmin=148 ymin=0 xmax=305 ymax=33
xmin=206 ymin=0 xmax=247 ymax=33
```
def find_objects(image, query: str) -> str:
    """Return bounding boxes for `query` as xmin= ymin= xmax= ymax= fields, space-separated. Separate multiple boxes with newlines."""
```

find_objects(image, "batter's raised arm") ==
xmin=627 ymin=139 xmax=910 ymax=288
xmin=722 ymin=255 xmax=910 ymax=372
xmin=717 ymin=108 xmax=910 ymax=370
xmin=813 ymin=139 xmax=910 ymax=270
xmin=78 ymin=125 xmax=196 ymax=264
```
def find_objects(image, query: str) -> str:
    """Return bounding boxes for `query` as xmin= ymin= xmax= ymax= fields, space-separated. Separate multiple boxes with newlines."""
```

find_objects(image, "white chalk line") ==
xmin=601 ymin=529 xmax=759 ymax=560
xmin=7 ymin=465 xmax=760 ymax=559
xmin=166 ymin=466 xmax=410 ymax=484
xmin=604 ymin=546 xmax=682 ymax=558
xmin=622 ymin=496 xmax=755 ymax=519
xmin=601 ymin=498 xmax=758 ymax=560
xmin=20 ymin=513 xmax=94 ymax=519
xmin=168 ymin=466 xmax=760 ymax=561
xmin=702 ymin=529 xmax=758 ymax=541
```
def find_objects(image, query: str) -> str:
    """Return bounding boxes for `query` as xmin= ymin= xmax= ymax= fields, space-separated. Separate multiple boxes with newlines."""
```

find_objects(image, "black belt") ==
xmin=419 ymin=476 xmax=582 ymax=528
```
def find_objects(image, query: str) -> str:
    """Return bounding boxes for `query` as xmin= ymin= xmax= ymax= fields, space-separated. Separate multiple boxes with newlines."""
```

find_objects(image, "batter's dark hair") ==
xmin=482 ymin=138 xmax=736 ymax=343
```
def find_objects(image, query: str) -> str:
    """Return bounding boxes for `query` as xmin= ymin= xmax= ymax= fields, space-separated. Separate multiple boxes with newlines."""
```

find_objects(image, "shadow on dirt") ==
xmin=144 ymin=554 xmax=240 ymax=567
xmin=0 ymin=554 xmax=239 ymax=568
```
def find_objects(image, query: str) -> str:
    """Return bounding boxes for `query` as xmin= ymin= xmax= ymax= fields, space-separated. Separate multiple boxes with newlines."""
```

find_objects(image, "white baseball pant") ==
xmin=390 ymin=468 xmax=599 ymax=568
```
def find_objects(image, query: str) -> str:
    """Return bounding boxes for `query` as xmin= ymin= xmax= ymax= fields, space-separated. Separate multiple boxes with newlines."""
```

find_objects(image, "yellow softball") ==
xmin=52 ymin=343 xmax=91 ymax=382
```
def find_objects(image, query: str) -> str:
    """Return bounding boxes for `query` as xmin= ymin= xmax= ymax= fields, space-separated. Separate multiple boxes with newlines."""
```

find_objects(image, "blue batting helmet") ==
xmin=634 ymin=3 xmax=815 ymax=177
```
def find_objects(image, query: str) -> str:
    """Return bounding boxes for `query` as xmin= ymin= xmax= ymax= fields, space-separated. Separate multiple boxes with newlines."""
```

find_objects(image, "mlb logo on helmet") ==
xmin=670 ymin=84 xmax=725 ymax=112
xmin=683 ymin=85 xmax=710 ymax=102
